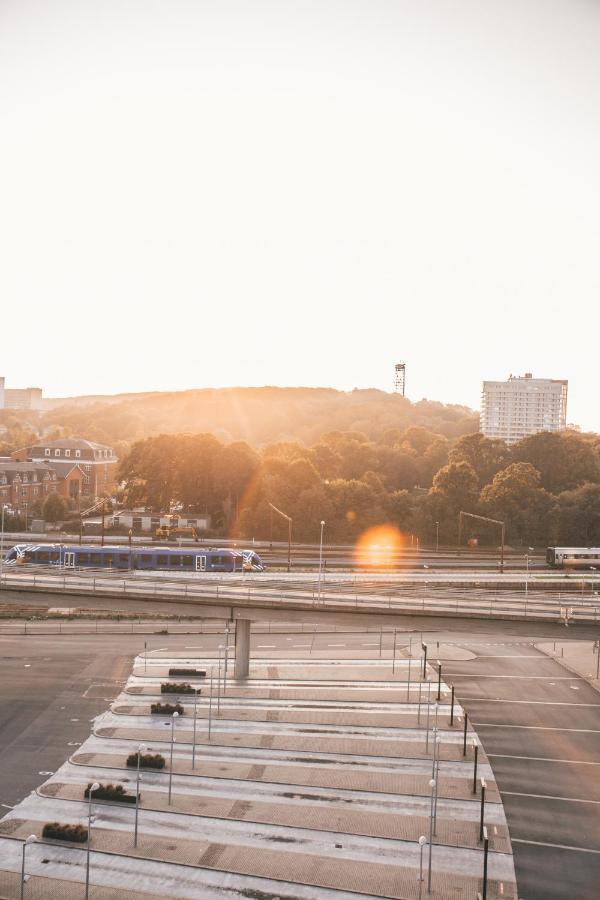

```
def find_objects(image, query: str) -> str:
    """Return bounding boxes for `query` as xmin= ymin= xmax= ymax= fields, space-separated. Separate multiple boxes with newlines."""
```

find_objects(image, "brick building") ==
xmin=11 ymin=438 xmax=119 ymax=497
xmin=0 ymin=461 xmax=59 ymax=514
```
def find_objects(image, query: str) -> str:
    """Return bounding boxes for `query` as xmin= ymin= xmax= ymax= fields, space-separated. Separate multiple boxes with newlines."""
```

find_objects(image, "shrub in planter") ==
xmin=126 ymin=752 xmax=166 ymax=770
xmin=42 ymin=822 xmax=88 ymax=843
xmin=150 ymin=702 xmax=184 ymax=715
xmin=84 ymin=783 xmax=136 ymax=804
xmin=161 ymin=682 xmax=196 ymax=694
xmin=169 ymin=668 xmax=206 ymax=677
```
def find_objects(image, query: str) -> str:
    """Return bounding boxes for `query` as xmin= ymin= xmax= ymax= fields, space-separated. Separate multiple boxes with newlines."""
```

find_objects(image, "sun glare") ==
xmin=354 ymin=524 xmax=405 ymax=570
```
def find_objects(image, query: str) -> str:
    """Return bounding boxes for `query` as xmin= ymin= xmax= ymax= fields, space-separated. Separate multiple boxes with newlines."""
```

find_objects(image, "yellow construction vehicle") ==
xmin=153 ymin=516 xmax=200 ymax=542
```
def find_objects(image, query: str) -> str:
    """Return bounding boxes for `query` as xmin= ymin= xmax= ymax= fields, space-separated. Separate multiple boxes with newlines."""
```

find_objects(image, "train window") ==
xmin=119 ymin=555 xmax=129 ymax=563
xmin=37 ymin=551 xmax=50 ymax=563
xmin=157 ymin=555 xmax=168 ymax=566
xmin=90 ymin=553 xmax=102 ymax=565
xmin=77 ymin=554 xmax=90 ymax=565
xmin=169 ymin=556 xmax=181 ymax=566
xmin=141 ymin=555 xmax=153 ymax=566
xmin=50 ymin=551 xmax=60 ymax=562
xmin=182 ymin=555 xmax=193 ymax=566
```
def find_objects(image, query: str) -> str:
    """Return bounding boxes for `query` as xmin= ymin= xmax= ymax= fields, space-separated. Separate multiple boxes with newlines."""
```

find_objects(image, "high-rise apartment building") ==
xmin=480 ymin=373 xmax=568 ymax=445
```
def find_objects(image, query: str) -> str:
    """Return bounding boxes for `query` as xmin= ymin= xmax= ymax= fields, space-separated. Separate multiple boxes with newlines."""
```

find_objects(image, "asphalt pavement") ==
xmin=449 ymin=643 xmax=600 ymax=900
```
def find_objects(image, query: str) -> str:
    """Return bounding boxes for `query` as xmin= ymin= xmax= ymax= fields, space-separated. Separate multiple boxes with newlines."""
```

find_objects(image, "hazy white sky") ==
xmin=0 ymin=1 xmax=598 ymax=429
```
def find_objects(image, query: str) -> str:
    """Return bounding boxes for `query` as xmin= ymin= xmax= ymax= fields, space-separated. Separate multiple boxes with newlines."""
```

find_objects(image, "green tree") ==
xmin=425 ymin=461 xmax=479 ymax=542
xmin=512 ymin=431 xmax=599 ymax=493
xmin=42 ymin=492 xmax=68 ymax=523
xmin=556 ymin=484 xmax=600 ymax=545
xmin=449 ymin=433 xmax=510 ymax=487
xmin=480 ymin=463 xmax=557 ymax=545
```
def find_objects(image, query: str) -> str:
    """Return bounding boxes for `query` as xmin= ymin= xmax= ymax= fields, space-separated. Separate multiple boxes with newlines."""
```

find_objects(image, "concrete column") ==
xmin=234 ymin=618 xmax=251 ymax=679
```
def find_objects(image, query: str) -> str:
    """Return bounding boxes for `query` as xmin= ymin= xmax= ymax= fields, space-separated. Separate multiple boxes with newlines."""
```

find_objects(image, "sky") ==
xmin=0 ymin=0 xmax=598 ymax=430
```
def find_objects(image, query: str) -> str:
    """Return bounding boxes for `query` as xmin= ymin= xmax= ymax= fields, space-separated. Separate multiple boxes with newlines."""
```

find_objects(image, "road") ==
xmin=448 ymin=642 xmax=600 ymax=900
xmin=1 ymin=624 xmax=599 ymax=898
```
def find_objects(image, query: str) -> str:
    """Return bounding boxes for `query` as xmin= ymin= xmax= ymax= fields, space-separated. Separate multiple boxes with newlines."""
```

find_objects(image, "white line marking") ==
xmin=488 ymin=753 xmax=600 ymax=766
xmin=257 ymin=645 xmax=276 ymax=649
xmin=473 ymin=723 xmax=600 ymax=734
xmin=460 ymin=698 xmax=600 ymax=708
xmin=502 ymin=791 xmax=600 ymax=804
xmin=1 ymin=804 xmax=15 ymax=809
xmin=512 ymin=838 xmax=600 ymax=855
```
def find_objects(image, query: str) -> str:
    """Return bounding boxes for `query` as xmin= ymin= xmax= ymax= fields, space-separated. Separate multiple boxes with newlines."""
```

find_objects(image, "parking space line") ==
xmin=512 ymin=838 xmax=600 ymax=855
xmin=501 ymin=791 xmax=600 ymax=804
xmin=460 ymin=698 xmax=600 ymax=708
xmin=488 ymin=753 xmax=600 ymax=766
xmin=473 ymin=723 xmax=600 ymax=734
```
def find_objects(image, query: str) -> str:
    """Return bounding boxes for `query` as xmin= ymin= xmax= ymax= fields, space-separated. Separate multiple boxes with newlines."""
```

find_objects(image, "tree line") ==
xmin=117 ymin=428 xmax=600 ymax=548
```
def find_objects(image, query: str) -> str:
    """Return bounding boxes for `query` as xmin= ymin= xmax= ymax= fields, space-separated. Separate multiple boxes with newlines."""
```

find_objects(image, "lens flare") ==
xmin=354 ymin=524 xmax=405 ymax=570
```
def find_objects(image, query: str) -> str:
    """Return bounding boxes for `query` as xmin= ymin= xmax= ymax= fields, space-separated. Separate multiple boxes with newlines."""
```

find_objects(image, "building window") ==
xmin=33 ymin=487 xmax=39 ymax=496
xmin=65 ymin=449 xmax=71 ymax=457
xmin=45 ymin=449 xmax=50 ymax=456
xmin=54 ymin=449 xmax=60 ymax=457
xmin=75 ymin=450 xmax=81 ymax=458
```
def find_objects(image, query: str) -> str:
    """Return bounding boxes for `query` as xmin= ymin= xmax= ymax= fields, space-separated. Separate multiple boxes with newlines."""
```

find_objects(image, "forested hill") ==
xmin=31 ymin=387 xmax=478 ymax=449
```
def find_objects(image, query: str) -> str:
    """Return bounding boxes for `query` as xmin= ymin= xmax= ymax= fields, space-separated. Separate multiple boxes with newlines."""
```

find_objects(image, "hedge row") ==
xmin=150 ymin=702 xmax=184 ymax=715
xmin=84 ymin=783 xmax=137 ymax=804
xmin=42 ymin=822 xmax=88 ymax=843
xmin=161 ymin=682 xmax=196 ymax=694
xmin=126 ymin=752 xmax=165 ymax=769
xmin=169 ymin=668 xmax=206 ymax=677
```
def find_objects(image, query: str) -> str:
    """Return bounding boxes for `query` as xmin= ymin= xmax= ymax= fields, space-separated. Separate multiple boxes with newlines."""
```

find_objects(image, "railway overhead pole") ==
xmin=458 ymin=511 xmax=506 ymax=572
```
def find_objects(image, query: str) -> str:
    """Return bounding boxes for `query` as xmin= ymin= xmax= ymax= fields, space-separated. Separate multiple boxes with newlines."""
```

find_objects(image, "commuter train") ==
xmin=546 ymin=547 xmax=600 ymax=569
xmin=2 ymin=543 xmax=265 ymax=573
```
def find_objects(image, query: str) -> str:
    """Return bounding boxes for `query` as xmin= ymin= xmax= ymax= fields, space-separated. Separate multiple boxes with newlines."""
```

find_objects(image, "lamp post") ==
xmin=23 ymin=502 xmax=28 ymax=533
xmin=0 ymin=503 xmax=6 ymax=586
xmin=435 ymin=521 xmax=439 ymax=554
xmin=217 ymin=645 xmax=223 ymax=715
xmin=268 ymin=502 xmax=292 ymax=572
xmin=85 ymin=781 xmax=100 ymax=900
xmin=318 ymin=520 xmax=325 ymax=604
xmin=208 ymin=667 xmax=214 ymax=740
xmin=192 ymin=689 xmax=199 ymax=769
xmin=133 ymin=743 xmax=146 ymax=847
xmin=417 ymin=834 xmax=427 ymax=900
xmin=427 ymin=777 xmax=436 ymax=893
xmin=168 ymin=712 xmax=179 ymax=804
xmin=20 ymin=834 xmax=36 ymax=900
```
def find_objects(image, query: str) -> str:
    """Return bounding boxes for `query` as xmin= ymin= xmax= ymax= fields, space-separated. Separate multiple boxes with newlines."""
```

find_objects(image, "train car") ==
xmin=2 ymin=543 xmax=265 ymax=573
xmin=546 ymin=547 xmax=600 ymax=569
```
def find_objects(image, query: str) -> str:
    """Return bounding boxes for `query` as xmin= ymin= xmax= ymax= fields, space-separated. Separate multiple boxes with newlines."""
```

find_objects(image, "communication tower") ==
xmin=394 ymin=362 xmax=406 ymax=396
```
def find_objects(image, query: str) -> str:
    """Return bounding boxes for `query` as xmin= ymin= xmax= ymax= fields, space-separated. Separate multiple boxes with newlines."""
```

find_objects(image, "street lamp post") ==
xmin=0 ymin=503 xmax=6 ymax=586
xmin=85 ymin=781 xmax=100 ymax=900
xmin=417 ymin=834 xmax=427 ymax=900
xmin=133 ymin=743 xmax=146 ymax=847
xmin=168 ymin=712 xmax=179 ymax=804
xmin=268 ymin=502 xmax=292 ymax=572
xmin=20 ymin=834 xmax=36 ymax=900
xmin=192 ymin=689 xmax=198 ymax=769
xmin=208 ymin=667 xmax=214 ymax=740
xmin=318 ymin=520 xmax=325 ymax=604
xmin=427 ymin=777 xmax=436 ymax=893
xmin=217 ymin=645 xmax=223 ymax=715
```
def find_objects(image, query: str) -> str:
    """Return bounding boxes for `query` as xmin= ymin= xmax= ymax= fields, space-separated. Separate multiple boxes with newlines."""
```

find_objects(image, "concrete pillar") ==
xmin=234 ymin=618 xmax=251 ymax=679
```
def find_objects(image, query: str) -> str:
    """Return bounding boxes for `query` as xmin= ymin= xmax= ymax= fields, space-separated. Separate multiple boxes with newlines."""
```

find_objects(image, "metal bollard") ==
xmin=479 ymin=778 xmax=486 ymax=841
xmin=482 ymin=826 xmax=489 ymax=900
xmin=463 ymin=711 xmax=468 ymax=756
xmin=450 ymin=685 xmax=455 ymax=726
xmin=437 ymin=663 xmax=442 ymax=701
xmin=472 ymin=741 xmax=479 ymax=793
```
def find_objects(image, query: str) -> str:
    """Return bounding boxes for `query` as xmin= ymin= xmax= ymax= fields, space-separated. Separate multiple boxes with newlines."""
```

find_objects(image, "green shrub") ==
xmin=42 ymin=822 xmax=88 ymax=843
xmin=150 ymin=702 xmax=184 ymax=715
xmin=161 ymin=682 xmax=196 ymax=694
xmin=84 ymin=783 xmax=136 ymax=804
xmin=126 ymin=752 xmax=165 ymax=769
xmin=169 ymin=668 xmax=206 ymax=676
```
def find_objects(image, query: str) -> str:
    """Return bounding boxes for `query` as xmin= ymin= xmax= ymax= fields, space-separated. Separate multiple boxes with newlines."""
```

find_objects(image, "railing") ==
xmin=1 ymin=568 xmax=599 ymax=624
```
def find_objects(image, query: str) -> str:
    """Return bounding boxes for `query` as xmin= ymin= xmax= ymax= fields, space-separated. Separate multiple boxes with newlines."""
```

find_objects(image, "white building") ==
xmin=0 ymin=376 xmax=43 ymax=410
xmin=480 ymin=373 xmax=568 ymax=445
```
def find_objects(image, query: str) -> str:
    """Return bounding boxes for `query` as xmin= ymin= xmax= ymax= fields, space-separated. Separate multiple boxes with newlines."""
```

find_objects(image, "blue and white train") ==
xmin=3 ymin=543 xmax=265 ymax=573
